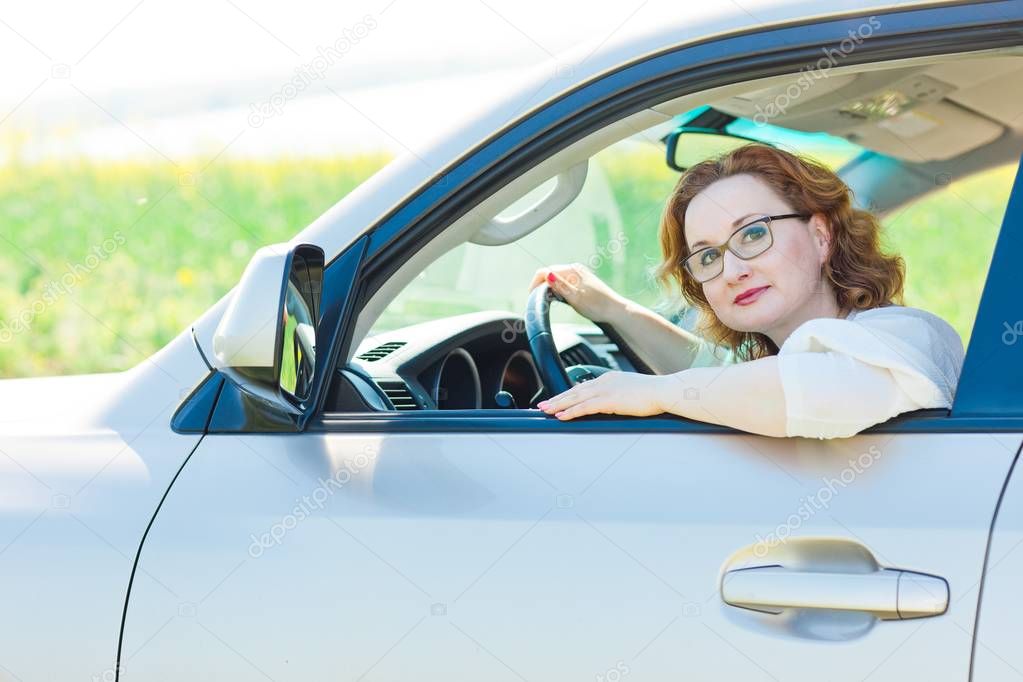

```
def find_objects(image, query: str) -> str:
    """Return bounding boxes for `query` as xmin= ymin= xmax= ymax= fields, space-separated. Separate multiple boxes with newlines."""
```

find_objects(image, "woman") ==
xmin=529 ymin=144 xmax=964 ymax=439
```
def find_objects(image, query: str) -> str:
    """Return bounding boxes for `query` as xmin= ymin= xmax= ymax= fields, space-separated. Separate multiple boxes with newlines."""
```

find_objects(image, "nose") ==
xmin=721 ymin=248 xmax=752 ymax=284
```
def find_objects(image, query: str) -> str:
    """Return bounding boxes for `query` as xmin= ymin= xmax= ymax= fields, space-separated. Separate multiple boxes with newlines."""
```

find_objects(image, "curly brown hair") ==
xmin=655 ymin=143 xmax=905 ymax=361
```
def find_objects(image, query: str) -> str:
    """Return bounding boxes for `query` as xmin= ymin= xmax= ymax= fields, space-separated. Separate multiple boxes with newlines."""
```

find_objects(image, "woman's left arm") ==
xmin=537 ymin=357 xmax=789 ymax=438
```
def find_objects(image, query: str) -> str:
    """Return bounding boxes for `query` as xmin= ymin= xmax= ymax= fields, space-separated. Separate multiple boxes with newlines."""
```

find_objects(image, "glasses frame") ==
xmin=682 ymin=213 xmax=811 ymax=283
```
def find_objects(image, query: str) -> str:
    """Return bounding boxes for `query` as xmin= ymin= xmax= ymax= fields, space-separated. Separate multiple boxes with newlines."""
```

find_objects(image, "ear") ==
xmin=810 ymin=213 xmax=832 ymax=265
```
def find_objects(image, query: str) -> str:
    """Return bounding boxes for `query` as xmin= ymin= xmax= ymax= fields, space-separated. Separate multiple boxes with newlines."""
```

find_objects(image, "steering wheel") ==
xmin=525 ymin=283 xmax=574 ymax=397
xmin=525 ymin=282 xmax=621 ymax=400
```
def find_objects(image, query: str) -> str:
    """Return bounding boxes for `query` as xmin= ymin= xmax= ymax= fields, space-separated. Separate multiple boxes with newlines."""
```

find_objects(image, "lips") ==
xmin=734 ymin=286 xmax=769 ymax=304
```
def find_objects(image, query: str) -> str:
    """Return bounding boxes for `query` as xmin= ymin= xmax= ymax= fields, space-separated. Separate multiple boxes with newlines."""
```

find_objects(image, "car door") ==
xmin=119 ymin=421 xmax=1019 ymax=682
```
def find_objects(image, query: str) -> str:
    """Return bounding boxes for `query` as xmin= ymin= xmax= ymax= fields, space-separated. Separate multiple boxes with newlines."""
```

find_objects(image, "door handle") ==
xmin=721 ymin=565 xmax=948 ymax=620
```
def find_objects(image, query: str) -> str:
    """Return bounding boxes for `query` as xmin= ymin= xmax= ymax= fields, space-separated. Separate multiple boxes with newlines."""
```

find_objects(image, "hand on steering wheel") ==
xmin=527 ymin=263 xmax=624 ymax=323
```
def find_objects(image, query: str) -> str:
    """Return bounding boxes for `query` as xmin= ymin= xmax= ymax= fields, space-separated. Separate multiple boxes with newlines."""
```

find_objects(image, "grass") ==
xmin=0 ymin=149 xmax=1014 ymax=378
xmin=0 ymin=154 xmax=389 ymax=377
xmin=880 ymin=166 xmax=1013 ymax=347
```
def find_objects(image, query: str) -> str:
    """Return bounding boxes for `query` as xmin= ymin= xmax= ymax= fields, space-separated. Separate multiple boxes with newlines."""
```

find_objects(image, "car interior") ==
xmin=322 ymin=46 xmax=1023 ymax=415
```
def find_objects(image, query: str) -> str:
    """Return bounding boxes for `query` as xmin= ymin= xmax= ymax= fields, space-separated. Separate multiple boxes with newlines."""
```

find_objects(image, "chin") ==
xmin=724 ymin=303 xmax=779 ymax=331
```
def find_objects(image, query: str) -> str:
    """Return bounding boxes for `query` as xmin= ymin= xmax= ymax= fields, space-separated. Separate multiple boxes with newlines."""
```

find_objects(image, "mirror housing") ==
xmin=664 ymin=126 xmax=773 ymax=172
xmin=212 ymin=242 xmax=324 ymax=410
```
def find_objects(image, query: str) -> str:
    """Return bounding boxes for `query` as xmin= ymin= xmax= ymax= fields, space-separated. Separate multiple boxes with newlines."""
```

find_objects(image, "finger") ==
xmin=540 ymin=383 xmax=593 ymax=412
xmin=538 ymin=388 xmax=576 ymax=412
xmin=548 ymin=272 xmax=580 ymax=299
xmin=528 ymin=269 xmax=549 ymax=292
xmin=566 ymin=263 xmax=586 ymax=286
xmin=553 ymin=267 xmax=582 ymax=290
xmin=555 ymin=397 xmax=604 ymax=420
xmin=539 ymin=393 xmax=574 ymax=413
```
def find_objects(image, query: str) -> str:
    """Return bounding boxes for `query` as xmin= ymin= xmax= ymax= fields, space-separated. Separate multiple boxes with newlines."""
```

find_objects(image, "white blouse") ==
xmin=689 ymin=305 xmax=965 ymax=439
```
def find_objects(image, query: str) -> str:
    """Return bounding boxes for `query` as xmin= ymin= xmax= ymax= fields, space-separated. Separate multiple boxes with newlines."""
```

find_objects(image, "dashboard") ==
xmin=325 ymin=311 xmax=629 ymax=412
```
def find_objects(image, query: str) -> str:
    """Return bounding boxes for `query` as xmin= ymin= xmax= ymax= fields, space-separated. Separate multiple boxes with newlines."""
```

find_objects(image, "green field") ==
xmin=0 ymin=150 xmax=1014 ymax=378
xmin=0 ymin=154 xmax=389 ymax=377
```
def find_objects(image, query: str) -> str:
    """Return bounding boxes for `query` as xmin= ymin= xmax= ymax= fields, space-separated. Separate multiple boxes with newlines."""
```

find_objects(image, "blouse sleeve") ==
xmin=778 ymin=351 xmax=925 ymax=439
xmin=776 ymin=310 xmax=964 ymax=439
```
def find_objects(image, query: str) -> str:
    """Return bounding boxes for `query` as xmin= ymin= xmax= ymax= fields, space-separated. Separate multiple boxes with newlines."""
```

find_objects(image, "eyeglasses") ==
xmin=682 ymin=213 xmax=811 ymax=283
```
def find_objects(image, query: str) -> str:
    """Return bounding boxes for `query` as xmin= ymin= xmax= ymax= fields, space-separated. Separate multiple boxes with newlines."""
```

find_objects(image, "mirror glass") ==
xmin=278 ymin=249 xmax=322 ymax=401
xmin=669 ymin=129 xmax=767 ymax=171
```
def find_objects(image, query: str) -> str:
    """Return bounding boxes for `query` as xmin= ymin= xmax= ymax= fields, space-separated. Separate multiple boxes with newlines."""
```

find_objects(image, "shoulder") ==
xmin=849 ymin=303 xmax=949 ymax=327
xmin=846 ymin=305 xmax=964 ymax=357
xmin=788 ymin=304 xmax=964 ymax=359
xmin=782 ymin=304 xmax=965 ymax=402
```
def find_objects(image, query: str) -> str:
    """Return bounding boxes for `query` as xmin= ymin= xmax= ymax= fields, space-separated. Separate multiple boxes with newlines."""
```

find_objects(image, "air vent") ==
xmin=560 ymin=345 xmax=593 ymax=367
xmin=357 ymin=341 xmax=406 ymax=362
xmin=377 ymin=379 xmax=419 ymax=410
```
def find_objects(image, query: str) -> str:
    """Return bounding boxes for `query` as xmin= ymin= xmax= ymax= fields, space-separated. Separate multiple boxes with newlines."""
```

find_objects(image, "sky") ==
xmin=0 ymin=0 xmax=661 ymax=159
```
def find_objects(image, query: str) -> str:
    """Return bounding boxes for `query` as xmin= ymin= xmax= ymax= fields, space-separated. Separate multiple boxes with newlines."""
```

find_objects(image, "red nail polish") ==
xmin=547 ymin=272 xmax=556 ymax=283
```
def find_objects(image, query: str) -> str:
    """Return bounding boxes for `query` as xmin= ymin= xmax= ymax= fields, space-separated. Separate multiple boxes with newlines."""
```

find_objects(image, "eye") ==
xmin=740 ymin=223 xmax=768 ymax=242
xmin=698 ymin=248 xmax=720 ymax=267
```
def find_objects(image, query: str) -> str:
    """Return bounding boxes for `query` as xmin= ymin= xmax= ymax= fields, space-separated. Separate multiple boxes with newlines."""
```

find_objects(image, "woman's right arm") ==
xmin=529 ymin=263 xmax=706 ymax=375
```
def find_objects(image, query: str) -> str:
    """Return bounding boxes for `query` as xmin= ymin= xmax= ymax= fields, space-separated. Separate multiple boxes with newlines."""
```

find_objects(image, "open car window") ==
xmin=334 ymin=53 xmax=1023 ymax=419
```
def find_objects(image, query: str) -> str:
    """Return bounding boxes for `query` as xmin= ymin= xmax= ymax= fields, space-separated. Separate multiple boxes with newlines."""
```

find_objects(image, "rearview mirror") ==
xmin=664 ymin=127 xmax=773 ymax=172
xmin=212 ymin=242 xmax=324 ymax=408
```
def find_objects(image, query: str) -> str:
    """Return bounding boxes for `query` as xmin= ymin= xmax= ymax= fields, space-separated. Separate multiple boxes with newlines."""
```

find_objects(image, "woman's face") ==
xmin=683 ymin=173 xmax=832 ymax=337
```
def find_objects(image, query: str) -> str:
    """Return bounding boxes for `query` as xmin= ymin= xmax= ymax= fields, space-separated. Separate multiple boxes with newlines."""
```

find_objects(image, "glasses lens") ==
xmin=685 ymin=247 xmax=722 ymax=282
xmin=731 ymin=220 xmax=772 ymax=258
xmin=684 ymin=220 xmax=773 ymax=282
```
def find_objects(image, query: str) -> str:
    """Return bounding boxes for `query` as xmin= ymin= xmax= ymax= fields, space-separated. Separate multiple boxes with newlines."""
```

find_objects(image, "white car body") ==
xmin=3 ymin=1 xmax=1023 ymax=680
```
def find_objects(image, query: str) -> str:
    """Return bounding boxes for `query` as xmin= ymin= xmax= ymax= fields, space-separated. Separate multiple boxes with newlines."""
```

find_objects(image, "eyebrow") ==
xmin=690 ymin=213 xmax=761 ymax=250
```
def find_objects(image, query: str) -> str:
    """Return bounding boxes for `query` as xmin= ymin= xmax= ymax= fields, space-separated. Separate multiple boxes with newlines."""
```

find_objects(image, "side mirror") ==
xmin=212 ymin=243 xmax=324 ymax=409
xmin=664 ymin=127 xmax=773 ymax=172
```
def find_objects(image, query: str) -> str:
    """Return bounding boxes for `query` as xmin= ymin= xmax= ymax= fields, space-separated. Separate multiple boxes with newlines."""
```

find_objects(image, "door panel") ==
xmin=121 ymin=429 xmax=1019 ymax=681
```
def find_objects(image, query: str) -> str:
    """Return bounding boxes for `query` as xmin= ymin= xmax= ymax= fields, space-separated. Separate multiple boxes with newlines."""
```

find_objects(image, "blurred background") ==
xmin=0 ymin=0 xmax=1013 ymax=377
